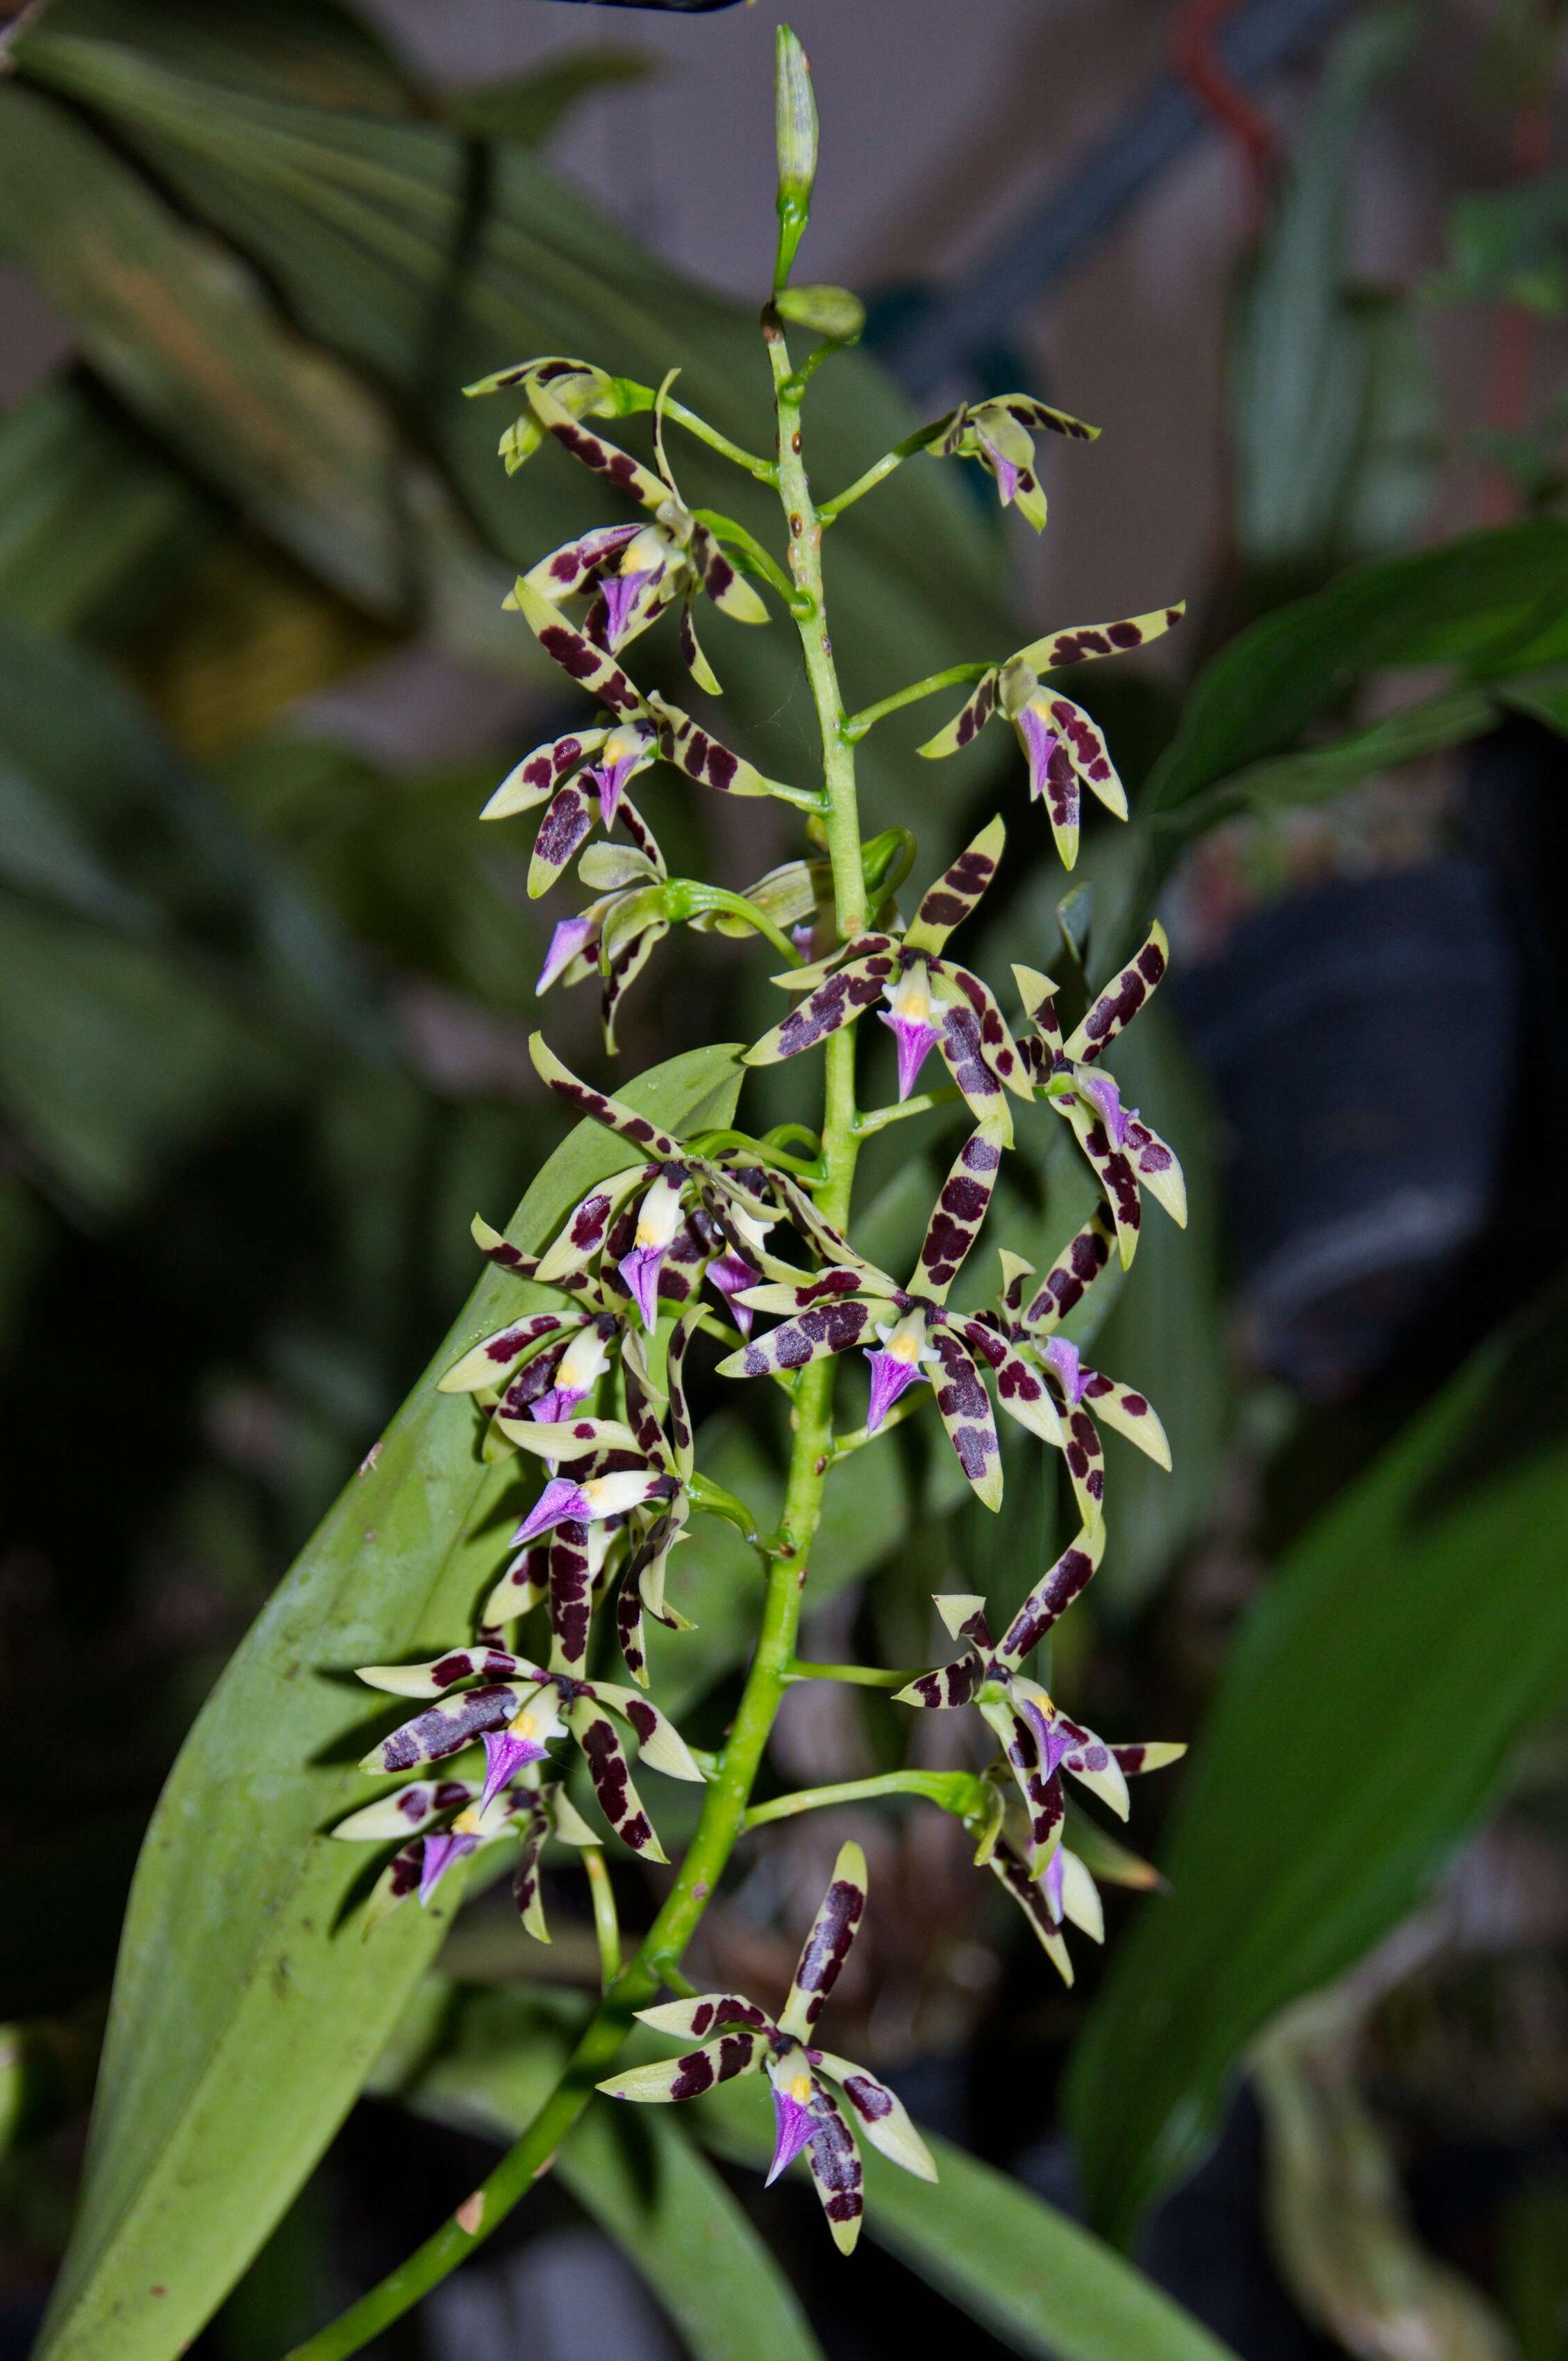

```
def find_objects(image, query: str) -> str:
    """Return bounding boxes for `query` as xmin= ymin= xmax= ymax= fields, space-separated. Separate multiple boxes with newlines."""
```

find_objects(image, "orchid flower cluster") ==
xmin=332 ymin=26 xmax=1192 ymax=2280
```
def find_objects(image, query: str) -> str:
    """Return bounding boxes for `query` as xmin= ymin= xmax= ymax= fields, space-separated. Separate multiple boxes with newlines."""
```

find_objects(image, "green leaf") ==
xmin=1228 ymin=6 xmax=1433 ymax=586
xmin=33 ymin=1044 xmax=744 ymax=2361
xmin=449 ymin=50 xmax=654 ymax=147
xmin=692 ymin=2076 xmax=1238 ymax=2361
xmin=1065 ymin=1281 xmax=1568 ymax=2244
xmin=0 ymin=80 xmax=506 ymax=656
xmin=1146 ymin=520 xmax=1568 ymax=814
xmin=385 ymin=1981 xmax=826 ymax=2361
xmin=1158 ymin=681 xmax=1499 ymax=841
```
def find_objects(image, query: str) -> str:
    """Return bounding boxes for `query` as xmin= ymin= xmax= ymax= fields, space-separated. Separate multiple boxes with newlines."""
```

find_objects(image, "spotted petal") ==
xmin=982 ymin=1333 xmax=1067 ymax=1450
xmin=803 ymin=2083 xmax=865 ymax=2254
xmin=439 ymin=1312 xmax=576 ymax=1395
xmin=894 ymin=1651 xmax=985 ymax=1710
xmin=1057 ymin=1397 xmax=1108 ymax=1532
xmin=648 ymin=692 xmax=772 ymax=799
xmin=636 ymin=1994 xmax=774 ymax=2038
xmin=509 ymin=576 xmax=649 ymax=719
xmin=1125 ymin=1113 xmax=1188 ymax=1228
xmin=599 ymin=2033 xmax=764 ymax=2103
xmin=1018 ymin=1208 xmax=1116 ymax=1336
xmin=358 ymin=1683 xmax=527 ymax=1777
xmin=929 ymin=1326 xmax=1003 ymax=1510
xmin=996 ymin=1525 xmax=1106 ymax=1669
xmin=812 ymin=2053 xmax=937 ymax=2182
xmin=510 ymin=1794 xmax=553 ymax=1942
xmin=496 ymin=1412 xmax=644 ymax=1459
xmin=529 ymin=1037 xmax=685 ymax=1161
xmin=1015 ymin=601 xmax=1185 ymax=675
xmin=1083 ymin=1374 xmax=1171 ymax=1467
xmin=591 ymin=1680 xmax=706 ymax=1783
xmin=780 ymin=1839 xmax=867 ymax=2041
xmin=778 ymin=931 xmax=897 ymax=993
xmin=903 ymin=817 xmax=1006 ymax=956
xmin=524 ymin=522 xmax=644 ymax=603
xmin=526 ymin=377 xmax=669 ymax=508
xmin=933 ymin=1592 xmax=994 ymax=1649
xmin=717 ymin=1296 xmax=892 ymax=1380
xmin=481 ymin=1542 xmax=551 ymax=1631
xmin=915 ymin=669 xmax=999 ymax=760
xmin=483 ymin=728 xmax=607 ymax=819
xmin=930 ymin=987 xmax=1012 ymax=1142
xmin=333 ymin=1776 xmax=476 ymax=1843
xmin=601 ymin=912 xmax=669 ymax=1051
xmin=982 ymin=1698 xmax=1065 ymax=1869
xmin=1060 ymin=1095 xmax=1144 ymax=1269
xmin=744 ymin=951 xmax=899 ymax=1066
xmin=1011 ymin=962 xmax=1066 ymax=1065
xmin=988 ymin=1843 xmax=1075 ymax=1983
xmin=356 ymin=1646 xmax=531 ymax=1699
xmin=1065 ymin=924 xmax=1169 ymax=1063
xmin=567 ymin=1696 xmax=665 ymax=1858
xmin=915 ymin=1122 xmax=1006 ymax=1299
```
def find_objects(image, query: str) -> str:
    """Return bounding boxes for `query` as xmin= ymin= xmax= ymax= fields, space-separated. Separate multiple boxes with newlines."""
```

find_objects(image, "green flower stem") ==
xmin=665 ymin=400 xmax=776 ymax=483
xmin=582 ymin=1846 xmax=622 ymax=1992
xmin=853 ymin=1084 xmax=964 ymax=1138
xmin=285 ymin=312 xmax=871 ymax=2361
xmin=842 ymin=662 xmax=992 ymax=741
xmin=784 ymin=1660 xmax=920 ymax=1689
xmin=817 ymin=419 xmax=949 ymax=526
xmin=692 ymin=507 xmax=804 ymax=610
xmin=677 ymin=886 xmax=803 ymax=967
xmin=742 ymin=1770 xmax=981 ymax=1833
xmin=828 ymin=1388 xmax=928 ymax=1458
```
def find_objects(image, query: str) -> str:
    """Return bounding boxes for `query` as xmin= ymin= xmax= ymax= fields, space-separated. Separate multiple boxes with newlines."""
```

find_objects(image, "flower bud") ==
xmin=773 ymin=25 xmax=817 ymax=287
xmin=776 ymin=283 xmax=865 ymax=343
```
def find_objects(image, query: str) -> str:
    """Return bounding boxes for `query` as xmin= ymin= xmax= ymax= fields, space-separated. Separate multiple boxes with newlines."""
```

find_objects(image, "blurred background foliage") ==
xmin=4 ymin=1 xmax=1568 ymax=2358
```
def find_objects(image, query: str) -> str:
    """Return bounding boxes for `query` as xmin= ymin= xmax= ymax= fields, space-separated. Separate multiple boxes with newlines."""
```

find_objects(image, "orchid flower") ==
xmin=965 ymin=1212 xmax=1171 ymax=1532
xmin=518 ymin=369 xmax=769 ymax=694
xmin=917 ymin=603 xmax=1185 ymax=869
xmin=333 ymin=1767 xmax=598 ymax=1934
xmin=896 ymin=1537 xmax=1184 ymax=1871
xmin=1011 ymin=924 xmax=1187 ymax=1267
xmin=599 ymin=1843 xmax=936 ymax=2250
xmin=355 ymin=1587 xmax=706 ymax=1864
xmin=464 ymin=353 xmax=650 ymax=476
xmin=964 ymin=1756 xmax=1171 ymax=1985
xmin=744 ymin=818 xmax=1033 ymax=1139
xmin=930 ymin=392 xmax=1099 ymax=529
xmin=485 ymin=576 xmax=783 ymax=899
xmin=526 ymin=1035 xmax=844 ymax=1337
xmin=533 ymin=803 xmax=672 ymax=1051
xmin=719 ymin=1121 xmax=1025 ymax=1510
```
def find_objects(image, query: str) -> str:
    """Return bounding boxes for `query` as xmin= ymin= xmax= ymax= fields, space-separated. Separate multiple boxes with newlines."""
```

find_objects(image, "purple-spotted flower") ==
xmin=917 ymin=604 xmax=1185 ymax=869
xmin=533 ymin=803 xmax=673 ymax=1051
xmin=354 ymin=1596 xmax=706 ymax=1864
xmin=930 ymin=392 xmax=1100 ymax=530
xmin=335 ymin=1765 xmax=602 ymax=1939
xmin=964 ymin=1757 xmax=1171 ymax=1985
xmin=965 ymin=1210 xmax=1170 ymax=1533
xmin=599 ymin=1842 xmax=935 ymax=2250
xmin=487 ymin=576 xmax=784 ymax=900
xmin=744 ymin=818 xmax=1033 ymax=1139
xmin=518 ymin=368 xmax=769 ymax=693
xmin=896 ymin=1535 xmax=1183 ymax=1871
xmin=525 ymin=1035 xmax=844 ymax=1340
xmin=1012 ymin=924 xmax=1187 ymax=1267
xmin=719 ymin=1122 xmax=1022 ymax=1510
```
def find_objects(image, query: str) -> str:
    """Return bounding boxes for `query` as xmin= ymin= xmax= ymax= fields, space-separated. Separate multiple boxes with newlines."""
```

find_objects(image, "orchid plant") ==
xmin=302 ymin=29 xmax=1190 ymax=2354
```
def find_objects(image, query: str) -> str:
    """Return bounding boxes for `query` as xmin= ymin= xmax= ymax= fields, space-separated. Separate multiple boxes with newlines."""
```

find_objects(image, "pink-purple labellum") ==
xmin=418 ymin=1828 xmax=479 ymax=1905
xmin=601 ymin=569 xmax=656 ymax=651
xmin=1022 ymin=1697 xmax=1073 ymax=1780
xmin=537 ymin=915 xmax=596 ymax=994
xmin=767 ymin=2085 xmax=819 ymax=2185
xmin=1041 ymin=1335 xmax=1087 ymax=1405
xmin=478 ymin=1726 xmax=548 ymax=1814
xmin=864 ymin=1347 xmax=925 ymax=1434
xmin=878 ymin=1008 xmax=940 ymax=1102
xmin=708 ymin=1250 xmax=760 ymax=1336
xmin=978 ymin=428 xmax=1019 ymax=505
xmin=1017 ymin=703 xmax=1062 ymax=802
xmin=618 ymin=1244 xmax=665 ymax=1330
xmin=1041 ymin=1848 xmax=1066 ymax=1923
xmin=529 ymin=1383 xmax=588 ymax=1428
xmin=513 ymin=1476 xmax=592 ymax=1546
xmin=1076 ymin=1068 xmax=1131 ymax=1149
xmin=590 ymin=751 xmax=641 ymax=828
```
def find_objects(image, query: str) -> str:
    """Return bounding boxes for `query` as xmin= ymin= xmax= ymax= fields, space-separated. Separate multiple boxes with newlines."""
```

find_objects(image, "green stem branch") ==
xmin=843 ymin=663 xmax=992 ymax=741
xmin=743 ymin=1770 xmax=980 ymax=1832
xmin=665 ymin=401 xmax=776 ymax=483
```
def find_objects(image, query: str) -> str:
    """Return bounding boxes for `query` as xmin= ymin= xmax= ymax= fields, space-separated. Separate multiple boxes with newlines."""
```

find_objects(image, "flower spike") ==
xmin=600 ymin=1844 xmax=935 ymax=2250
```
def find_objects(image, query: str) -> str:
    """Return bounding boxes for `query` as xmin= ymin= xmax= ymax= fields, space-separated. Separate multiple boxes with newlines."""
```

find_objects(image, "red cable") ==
xmin=1173 ymin=0 xmax=1281 ymax=206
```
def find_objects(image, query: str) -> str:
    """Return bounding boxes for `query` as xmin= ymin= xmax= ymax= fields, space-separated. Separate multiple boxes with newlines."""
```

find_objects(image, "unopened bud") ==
xmin=776 ymin=283 xmax=865 ymax=344
xmin=774 ymin=25 xmax=817 ymax=288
